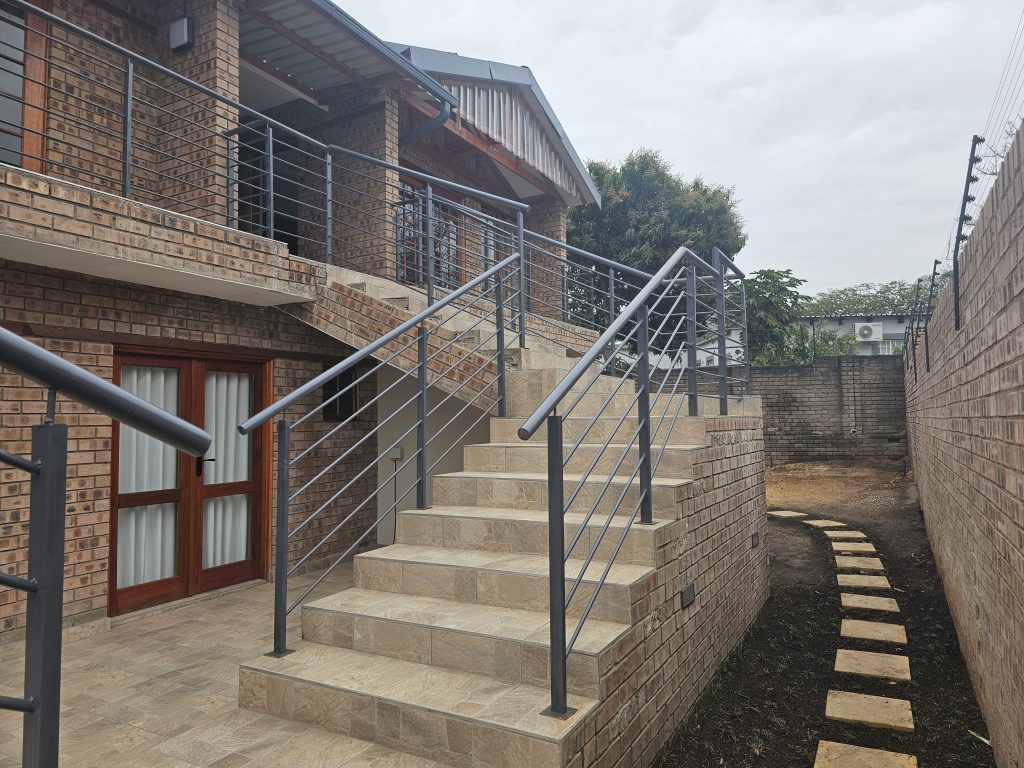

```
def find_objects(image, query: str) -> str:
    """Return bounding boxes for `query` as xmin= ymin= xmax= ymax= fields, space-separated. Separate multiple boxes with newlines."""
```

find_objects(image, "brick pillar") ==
xmin=524 ymin=199 xmax=568 ymax=321
xmin=154 ymin=0 xmax=240 ymax=223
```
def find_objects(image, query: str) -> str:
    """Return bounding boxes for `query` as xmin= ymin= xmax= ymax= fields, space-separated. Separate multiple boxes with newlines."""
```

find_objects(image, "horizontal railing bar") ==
xmin=0 ymin=327 xmax=209 ymax=456
xmin=0 ymin=695 xmax=34 ymax=713
xmin=0 ymin=448 xmax=40 ymax=474
xmin=241 ymin=255 xmax=518 ymax=434
xmin=528 ymin=231 xmax=653 ymax=281
xmin=0 ymin=572 xmax=37 ymax=593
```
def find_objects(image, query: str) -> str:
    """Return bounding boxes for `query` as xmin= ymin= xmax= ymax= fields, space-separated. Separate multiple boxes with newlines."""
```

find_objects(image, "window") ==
xmin=323 ymin=366 xmax=357 ymax=422
xmin=0 ymin=3 xmax=26 ymax=166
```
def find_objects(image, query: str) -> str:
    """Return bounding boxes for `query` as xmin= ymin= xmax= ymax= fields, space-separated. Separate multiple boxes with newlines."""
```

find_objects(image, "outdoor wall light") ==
xmin=169 ymin=17 xmax=195 ymax=53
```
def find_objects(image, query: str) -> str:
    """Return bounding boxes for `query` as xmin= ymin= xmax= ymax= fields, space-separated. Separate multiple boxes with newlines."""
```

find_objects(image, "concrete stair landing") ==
xmin=239 ymin=325 xmax=761 ymax=767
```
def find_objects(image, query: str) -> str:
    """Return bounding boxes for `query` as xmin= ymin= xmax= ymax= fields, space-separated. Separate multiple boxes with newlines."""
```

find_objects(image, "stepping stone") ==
xmin=814 ymin=740 xmax=917 ymax=767
xmin=841 ymin=593 xmax=900 ymax=613
xmin=838 ymin=574 xmax=891 ymax=590
xmin=804 ymin=519 xmax=847 ymax=528
xmin=831 ymin=541 xmax=876 ymax=553
xmin=825 ymin=530 xmax=867 ymax=540
xmin=768 ymin=510 xmax=807 ymax=519
xmin=825 ymin=690 xmax=914 ymax=732
xmin=836 ymin=556 xmax=885 ymax=572
xmin=841 ymin=619 xmax=907 ymax=644
xmin=835 ymin=648 xmax=911 ymax=681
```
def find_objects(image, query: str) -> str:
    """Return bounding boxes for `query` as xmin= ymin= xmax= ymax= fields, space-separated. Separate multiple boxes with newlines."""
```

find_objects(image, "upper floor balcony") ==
xmin=0 ymin=0 xmax=611 ymax=332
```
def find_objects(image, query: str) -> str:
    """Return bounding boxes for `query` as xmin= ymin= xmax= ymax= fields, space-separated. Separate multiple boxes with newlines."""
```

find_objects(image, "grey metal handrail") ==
xmin=0 ymin=326 xmax=210 ymax=456
xmin=526 ymin=231 xmax=655 ymax=282
xmin=519 ymin=248 xmax=708 ymax=439
xmin=239 ymin=253 xmax=520 ymax=436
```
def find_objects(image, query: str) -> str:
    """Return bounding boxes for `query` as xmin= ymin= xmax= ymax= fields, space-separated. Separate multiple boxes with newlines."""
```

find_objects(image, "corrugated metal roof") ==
xmin=240 ymin=0 xmax=457 ymax=108
xmin=389 ymin=44 xmax=600 ymax=208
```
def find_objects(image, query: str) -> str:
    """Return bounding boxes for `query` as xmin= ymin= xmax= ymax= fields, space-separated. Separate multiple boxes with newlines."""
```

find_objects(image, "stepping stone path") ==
xmin=835 ymin=648 xmax=911 ymax=681
xmin=841 ymin=618 xmax=907 ymax=644
xmin=841 ymin=593 xmax=899 ymax=613
xmin=814 ymin=740 xmax=917 ymax=767
xmin=766 ymin=512 xmax=919 ymax=765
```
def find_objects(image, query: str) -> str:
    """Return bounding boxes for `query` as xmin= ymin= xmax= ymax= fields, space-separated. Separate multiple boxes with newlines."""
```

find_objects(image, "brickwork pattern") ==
xmin=904 ymin=123 xmax=1024 ymax=768
xmin=0 ymin=261 xmax=374 ymax=634
xmin=751 ymin=356 xmax=907 ymax=466
xmin=580 ymin=416 xmax=769 ymax=767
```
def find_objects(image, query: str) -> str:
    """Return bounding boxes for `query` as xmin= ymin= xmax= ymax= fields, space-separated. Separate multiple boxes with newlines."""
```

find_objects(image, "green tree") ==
xmin=806 ymin=272 xmax=951 ymax=316
xmin=743 ymin=269 xmax=808 ymax=365
xmin=568 ymin=148 xmax=747 ymax=275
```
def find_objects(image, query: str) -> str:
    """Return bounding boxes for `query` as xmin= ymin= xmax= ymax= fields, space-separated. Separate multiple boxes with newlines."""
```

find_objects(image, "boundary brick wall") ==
xmin=750 ymin=356 xmax=907 ymax=466
xmin=904 ymin=124 xmax=1024 ymax=767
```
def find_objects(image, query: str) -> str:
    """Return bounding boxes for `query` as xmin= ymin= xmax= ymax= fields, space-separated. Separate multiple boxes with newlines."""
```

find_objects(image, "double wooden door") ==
xmin=109 ymin=353 xmax=269 ymax=615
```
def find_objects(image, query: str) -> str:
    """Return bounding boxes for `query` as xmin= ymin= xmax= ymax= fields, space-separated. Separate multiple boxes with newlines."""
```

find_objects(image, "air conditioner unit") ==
xmin=855 ymin=323 xmax=883 ymax=342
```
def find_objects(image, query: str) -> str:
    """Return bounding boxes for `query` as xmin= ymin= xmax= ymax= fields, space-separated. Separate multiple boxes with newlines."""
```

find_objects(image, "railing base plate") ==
xmin=540 ymin=705 xmax=577 ymax=720
xmin=265 ymin=649 xmax=295 ymax=659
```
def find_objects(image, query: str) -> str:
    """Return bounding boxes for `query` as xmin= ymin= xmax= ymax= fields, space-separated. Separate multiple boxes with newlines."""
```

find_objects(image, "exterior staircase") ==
xmin=237 ymin=345 xmax=761 ymax=768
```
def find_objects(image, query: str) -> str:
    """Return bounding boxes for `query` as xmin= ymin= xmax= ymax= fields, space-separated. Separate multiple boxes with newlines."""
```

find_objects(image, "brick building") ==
xmin=0 ymin=0 xmax=597 ymax=629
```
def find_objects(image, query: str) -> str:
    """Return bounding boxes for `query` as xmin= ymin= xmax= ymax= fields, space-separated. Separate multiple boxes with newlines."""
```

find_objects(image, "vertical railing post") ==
xmin=562 ymin=264 xmax=569 ymax=323
xmin=739 ymin=281 xmax=750 ymax=396
xmin=923 ymin=259 xmax=939 ymax=372
xmin=21 ymin=414 xmax=67 ymax=768
xmin=636 ymin=305 xmax=654 ymax=526
xmin=425 ymin=185 xmax=436 ymax=306
xmin=495 ymin=269 xmax=507 ymax=418
xmin=271 ymin=418 xmax=290 ymax=657
xmin=324 ymin=151 xmax=334 ymax=265
xmin=516 ymin=210 xmax=527 ymax=347
xmin=225 ymin=134 xmax=236 ymax=229
xmin=606 ymin=267 xmax=617 ymax=361
xmin=416 ymin=325 xmax=429 ymax=509
xmin=264 ymin=124 xmax=275 ymax=241
xmin=712 ymin=249 xmax=728 ymax=415
xmin=544 ymin=413 xmax=571 ymax=718
xmin=121 ymin=59 xmax=134 ymax=199
xmin=588 ymin=267 xmax=597 ymax=328
xmin=686 ymin=266 xmax=698 ymax=417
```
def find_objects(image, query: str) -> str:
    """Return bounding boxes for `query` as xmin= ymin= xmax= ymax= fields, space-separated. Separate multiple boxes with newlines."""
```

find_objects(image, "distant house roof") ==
xmin=801 ymin=314 xmax=908 ymax=321
xmin=388 ymin=44 xmax=600 ymax=207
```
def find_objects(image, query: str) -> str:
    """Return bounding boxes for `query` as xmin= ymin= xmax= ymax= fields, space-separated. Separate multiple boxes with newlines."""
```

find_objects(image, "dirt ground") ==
xmin=655 ymin=459 xmax=995 ymax=768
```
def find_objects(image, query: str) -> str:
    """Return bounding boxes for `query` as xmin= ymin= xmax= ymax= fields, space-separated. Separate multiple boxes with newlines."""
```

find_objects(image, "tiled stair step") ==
xmin=301 ymin=588 xmax=630 ymax=699
xmin=354 ymin=544 xmax=653 ymax=624
xmin=395 ymin=506 xmax=677 ymax=565
xmin=464 ymin=442 xmax=701 ymax=478
xmin=432 ymin=470 xmax=692 ymax=519
xmin=490 ymin=414 xmax=707 ymax=446
xmin=239 ymin=643 xmax=596 ymax=768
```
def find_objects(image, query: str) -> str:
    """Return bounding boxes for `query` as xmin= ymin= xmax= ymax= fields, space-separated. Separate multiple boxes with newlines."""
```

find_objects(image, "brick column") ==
xmin=524 ymin=199 xmax=568 ymax=321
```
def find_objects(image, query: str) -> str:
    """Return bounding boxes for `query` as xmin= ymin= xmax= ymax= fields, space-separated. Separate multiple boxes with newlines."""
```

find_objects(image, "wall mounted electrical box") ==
xmin=169 ymin=17 xmax=194 ymax=53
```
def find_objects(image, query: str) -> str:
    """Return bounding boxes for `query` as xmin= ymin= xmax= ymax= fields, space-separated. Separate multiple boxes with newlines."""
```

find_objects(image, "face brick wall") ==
xmin=750 ymin=355 xmax=907 ymax=466
xmin=0 ymin=260 xmax=376 ymax=634
xmin=903 ymin=124 xmax=1024 ymax=767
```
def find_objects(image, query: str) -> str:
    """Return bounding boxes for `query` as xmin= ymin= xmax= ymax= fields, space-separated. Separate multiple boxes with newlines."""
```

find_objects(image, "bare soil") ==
xmin=654 ymin=460 xmax=995 ymax=767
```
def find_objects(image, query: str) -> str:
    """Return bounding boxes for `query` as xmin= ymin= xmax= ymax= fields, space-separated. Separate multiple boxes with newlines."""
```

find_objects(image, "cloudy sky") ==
xmin=341 ymin=0 xmax=1022 ymax=293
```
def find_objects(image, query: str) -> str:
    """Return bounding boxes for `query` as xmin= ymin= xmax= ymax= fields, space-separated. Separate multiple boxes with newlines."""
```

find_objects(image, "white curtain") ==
xmin=203 ymin=371 xmax=251 ymax=569
xmin=117 ymin=366 xmax=178 ymax=589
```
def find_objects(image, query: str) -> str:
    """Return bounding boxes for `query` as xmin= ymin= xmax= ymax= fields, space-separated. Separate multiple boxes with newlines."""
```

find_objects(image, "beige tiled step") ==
xmin=240 ymin=643 xmax=596 ymax=768
xmin=840 ymin=619 xmax=907 ymax=644
xmin=835 ymin=556 xmax=885 ymax=572
xmin=835 ymin=649 xmax=911 ymax=681
xmin=837 ymin=574 xmax=891 ymax=590
xmin=824 ymin=530 xmax=867 ymax=540
xmin=825 ymin=690 xmax=914 ymax=732
xmin=354 ymin=544 xmax=653 ymax=624
xmin=831 ymin=541 xmax=877 ymax=554
xmin=491 ymin=414 xmax=707 ymax=446
xmin=432 ymin=470 xmax=692 ymax=519
xmin=841 ymin=593 xmax=900 ymax=613
xmin=301 ymin=588 xmax=630 ymax=699
xmin=464 ymin=442 xmax=701 ymax=478
xmin=394 ymin=506 xmax=676 ymax=565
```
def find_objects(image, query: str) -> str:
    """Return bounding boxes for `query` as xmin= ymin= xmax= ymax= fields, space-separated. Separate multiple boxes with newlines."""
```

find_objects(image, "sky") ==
xmin=339 ymin=0 xmax=1023 ymax=294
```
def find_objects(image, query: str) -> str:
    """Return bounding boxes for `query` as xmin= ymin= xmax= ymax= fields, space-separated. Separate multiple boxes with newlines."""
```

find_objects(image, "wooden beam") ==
xmin=403 ymin=96 xmax=565 ymax=203
xmin=247 ymin=8 xmax=371 ymax=87
xmin=239 ymin=49 xmax=321 ymax=103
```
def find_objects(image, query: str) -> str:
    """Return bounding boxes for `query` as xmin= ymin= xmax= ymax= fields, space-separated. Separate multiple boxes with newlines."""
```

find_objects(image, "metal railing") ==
xmin=517 ymin=246 xmax=747 ymax=716
xmin=238 ymin=254 xmax=520 ymax=656
xmin=0 ymin=325 xmax=210 ymax=768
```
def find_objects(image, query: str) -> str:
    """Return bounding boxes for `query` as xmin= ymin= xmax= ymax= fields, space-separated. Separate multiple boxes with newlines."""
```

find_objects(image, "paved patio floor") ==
xmin=0 ymin=565 xmax=431 ymax=768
